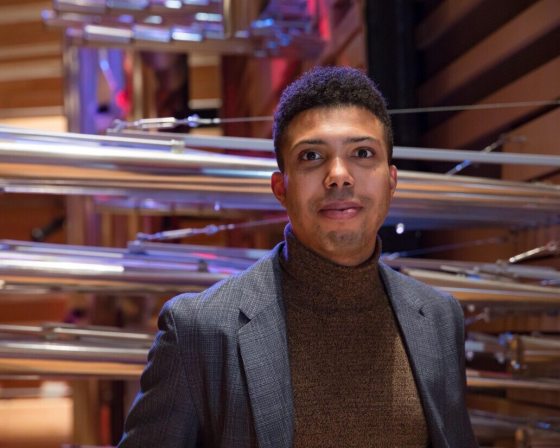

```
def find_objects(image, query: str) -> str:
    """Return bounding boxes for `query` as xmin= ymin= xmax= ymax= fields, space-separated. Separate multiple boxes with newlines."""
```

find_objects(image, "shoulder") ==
xmin=379 ymin=262 xmax=465 ymax=351
xmin=161 ymin=244 xmax=283 ymax=331
xmin=379 ymin=261 xmax=463 ymax=319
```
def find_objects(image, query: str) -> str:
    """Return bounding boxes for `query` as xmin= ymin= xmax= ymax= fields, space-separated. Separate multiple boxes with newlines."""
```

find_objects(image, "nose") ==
xmin=324 ymin=157 xmax=353 ymax=189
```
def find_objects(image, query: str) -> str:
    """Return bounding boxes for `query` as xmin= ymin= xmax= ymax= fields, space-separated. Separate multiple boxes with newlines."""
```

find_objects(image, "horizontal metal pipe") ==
xmin=2 ymin=239 xmax=559 ymax=304
xmin=0 ymin=357 xmax=144 ymax=380
xmin=0 ymin=141 xmax=277 ymax=173
xmin=1 ymin=164 xmax=559 ymax=226
xmin=0 ymin=128 xmax=560 ymax=229
xmin=384 ymin=257 xmax=560 ymax=282
xmin=3 ymin=125 xmax=560 ymax=166
xmin=466 ymin=370 xmax=560 ymax=391
xmin=0 ymin=125 xmax=177 ymax=150
xmin=403 ymin=269 xmax=560 ymax=295
xmin=396 ymin=146 xmax=560 ymax=167
xmin=442 ymin=286 xmax=560 ymax=307
xmin=0 ymin=340 xmax=148 ymax=363
xmin=3 ymin=348 xmax=559 ymax=387
xmin=0 ymin=323 xmax=153 ymax=343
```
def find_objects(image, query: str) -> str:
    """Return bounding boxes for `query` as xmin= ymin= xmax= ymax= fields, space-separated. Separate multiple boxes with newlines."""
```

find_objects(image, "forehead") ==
xmin=284 ymin=106 xmax=385 ymax=147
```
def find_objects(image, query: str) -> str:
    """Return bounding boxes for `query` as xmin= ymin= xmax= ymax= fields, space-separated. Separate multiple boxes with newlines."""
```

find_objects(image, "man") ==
xmin=119 ymin=66 xmax=477 ymax=447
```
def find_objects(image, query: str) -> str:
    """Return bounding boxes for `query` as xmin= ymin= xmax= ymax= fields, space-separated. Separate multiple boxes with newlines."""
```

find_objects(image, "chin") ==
xmin=324 ymin=229 xmax=365 ymax=248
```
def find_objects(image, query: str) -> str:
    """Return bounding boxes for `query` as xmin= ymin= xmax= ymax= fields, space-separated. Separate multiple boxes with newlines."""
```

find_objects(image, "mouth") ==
xmin=319 ymin=202 xmax=363 ymax=219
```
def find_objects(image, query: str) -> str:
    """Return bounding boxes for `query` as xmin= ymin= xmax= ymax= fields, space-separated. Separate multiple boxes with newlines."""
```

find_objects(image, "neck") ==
xmin=279 ymin=225 xmax=383 ymax=307
xmin=290 ymin=229 xmax=379 ymax=267
xmin=318 ymin=242 xmax=379 ymax=266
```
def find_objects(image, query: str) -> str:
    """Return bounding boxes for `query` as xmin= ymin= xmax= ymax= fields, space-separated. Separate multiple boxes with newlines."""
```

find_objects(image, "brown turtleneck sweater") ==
xmin=279 ymin=226 xmax=429 ymax=447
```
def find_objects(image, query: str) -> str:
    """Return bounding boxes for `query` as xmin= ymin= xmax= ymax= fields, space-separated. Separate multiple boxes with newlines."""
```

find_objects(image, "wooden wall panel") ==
xmin=423 ymin=223 xmax=559 ymax=266
xmin=0 ymin=193 xmax=68 ymax=325
xmin=0 ymin=43 xmax=61 ymax=63
xmin=467 ymin=394 xmax=560 ymax=418
xmin=222 ymin=0 xmax=367 ymax=140
xmin=0 ymin=2 xmax=51 ymax=27
xmin=417 ymin=0 xmax=559 ymax=107
xmin=508 ymin=390 xmax=560 ymax=410
xmin=0 ymin=59 xmax=62 ymax=83
xmin=0 ymin=78 xmax=63 ymax=109
xmin=190 ymin=64 xmax=221 ymax=101
xmin=0 ymin=297 xmax=68 ymax=324
xmin=0 ymin=22 xmax=60 ymax=49
xmin=0 ymin=1 xmax=63 ymax=117
xmin=335 ymin=31 xmax=366 ymax=69
xmin=418 ymin=0 xmax=536 ymax=79
xmin=470 ymin=312 xmax=560 ymax=334
xmin=502 ymin=108 xmax=560 ymax=181
xmin=317 ymin=1 xmax=363 ymax=66
xmin=418 ymin=0 xmax=560 ymax=106
xmin=421 ymin=56 xmax=560 ymax=149
xmin=0 ymin=0 xmax=51 ymax=5
xmin=416 ymin=0 xmax=486 ymax=50
xmin=241 ymin=57 xmax=299 ymax=138
xmin=0 ymin=194 xmax=66 ymax=242
xmin=0 ymin=397 xmax=72 ymax=448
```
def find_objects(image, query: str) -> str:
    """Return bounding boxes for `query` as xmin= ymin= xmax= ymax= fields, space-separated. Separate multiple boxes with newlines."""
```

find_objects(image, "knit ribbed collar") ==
xmin=279 ymin=225 xmax=384 ymax=312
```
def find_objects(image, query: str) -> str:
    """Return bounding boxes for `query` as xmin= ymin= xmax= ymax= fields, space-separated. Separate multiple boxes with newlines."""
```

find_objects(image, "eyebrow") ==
xmin=344 ymin=136 xmax=380 ymax=145
xmin=290 ymin=136 xmax=381 ymax=151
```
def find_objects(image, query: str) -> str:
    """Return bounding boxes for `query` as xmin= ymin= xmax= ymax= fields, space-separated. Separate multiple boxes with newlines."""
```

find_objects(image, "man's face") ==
xmin=271 ymin=106 xmax=397 ymax=266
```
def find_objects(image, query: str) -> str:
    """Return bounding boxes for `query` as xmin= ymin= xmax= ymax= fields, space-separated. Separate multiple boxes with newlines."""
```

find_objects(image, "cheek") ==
xmin=286 ymin=176 xmax=312 ymax=204
xmin=284 ymin=189 xmax=316 ymax=225
xmin=362 ymin=180 xmax=392 ymax=206
xmin=286 ymin=194 xmax=305 ymax=216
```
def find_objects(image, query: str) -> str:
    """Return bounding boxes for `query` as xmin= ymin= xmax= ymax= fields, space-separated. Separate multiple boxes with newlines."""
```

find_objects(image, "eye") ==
xmin=300 ymin=150 xmax=322 ymax=161
xmin=354 ymin=147 xmax=374 ymax=158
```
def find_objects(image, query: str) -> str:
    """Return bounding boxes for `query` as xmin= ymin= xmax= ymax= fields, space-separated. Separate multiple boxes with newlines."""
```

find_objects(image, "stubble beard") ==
xmin=325 ymin=228 xmax=364 ymax=248
xmin=311 ymin=190 xmax=377 ymax=258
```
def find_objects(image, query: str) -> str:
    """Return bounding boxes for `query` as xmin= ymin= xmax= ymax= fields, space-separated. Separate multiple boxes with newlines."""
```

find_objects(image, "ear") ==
xmin=271 ymin=171 xmax=287 ymax=207
xmin=389 ymin=165 xmax=398 ymax=198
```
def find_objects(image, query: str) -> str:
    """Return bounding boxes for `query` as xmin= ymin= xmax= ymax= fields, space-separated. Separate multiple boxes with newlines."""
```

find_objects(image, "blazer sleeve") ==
xmin=118 ymin=300 xmax=200 ymax=447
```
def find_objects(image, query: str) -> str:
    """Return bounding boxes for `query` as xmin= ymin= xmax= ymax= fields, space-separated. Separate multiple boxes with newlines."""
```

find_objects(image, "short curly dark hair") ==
xmin=272 ymin=66 xmax=393 ymax=171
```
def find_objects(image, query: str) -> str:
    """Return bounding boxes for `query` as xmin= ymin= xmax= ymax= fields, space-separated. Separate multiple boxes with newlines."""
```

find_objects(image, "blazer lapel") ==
xmin=238 ymin=250 xmax=294 ymax=448
xmin=235 ymin=253 xmax=451 ymax=448
xmin=379 ymin=264 xmax=449 ymax=448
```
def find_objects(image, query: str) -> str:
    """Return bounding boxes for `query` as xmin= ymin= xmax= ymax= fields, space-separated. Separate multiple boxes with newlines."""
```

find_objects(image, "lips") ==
xmin=319 ymin=201 xmax=362 ymax=219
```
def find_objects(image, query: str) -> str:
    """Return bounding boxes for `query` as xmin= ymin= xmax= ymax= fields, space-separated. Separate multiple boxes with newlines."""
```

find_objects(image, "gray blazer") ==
xmin=119 ymin=244 xmax=477 ymax=448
